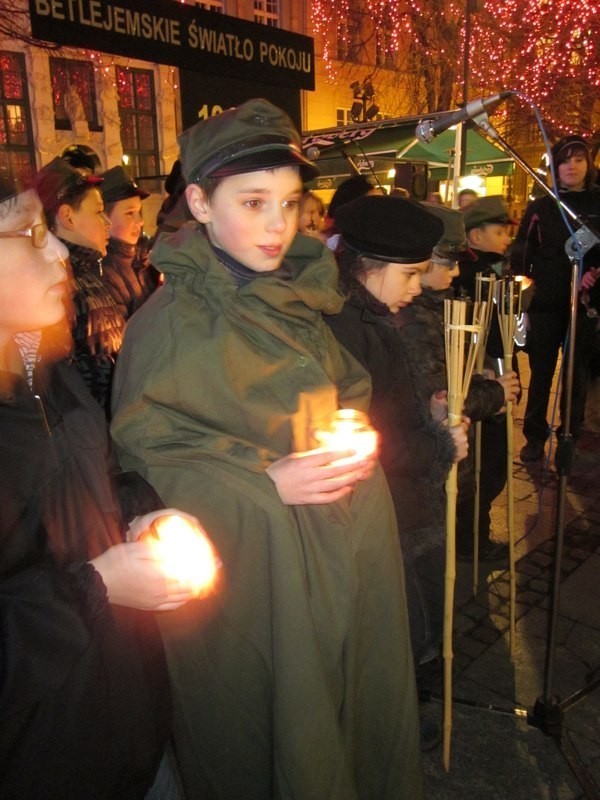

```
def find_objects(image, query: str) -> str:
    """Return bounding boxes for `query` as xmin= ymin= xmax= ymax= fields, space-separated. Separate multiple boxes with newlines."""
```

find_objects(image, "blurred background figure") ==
xmin=457 ymin=188 xmax=479 ymax=210
xmin=60 ymin=143 xmax=101 ymax=176
xmin=426 ymin=191 xmax=444 ymax=205
xmin=323 ymin=174 xmax=383 ymax=251
xmin=298 ymin=190 xmax=325 ymax=240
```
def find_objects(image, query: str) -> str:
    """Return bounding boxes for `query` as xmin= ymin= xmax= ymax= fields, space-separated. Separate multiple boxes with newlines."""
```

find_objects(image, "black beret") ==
xmin=335 ymin=195 xmax=444 ymax=264
xmin=101 ymin=166 xmax=150 ymax=204
xmin=179 ymin=98 xmax=318 ymax=184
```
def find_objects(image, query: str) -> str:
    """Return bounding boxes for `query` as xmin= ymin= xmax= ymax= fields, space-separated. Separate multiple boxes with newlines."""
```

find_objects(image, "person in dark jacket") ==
xmin=101 ymin=165 xmax=159 ymax=320
xmin=452 ymin=196 xmax=521 ymax=559
xmin=511 ymin=135 xmax=600 ymax=462
xmin=34 ymin=156 xmax=124 ymax=416
xmin=0 ymin=175 xmax=202 ymax=799
xmin=398 ymin=202 xmax=518 ymax=563
xmin=325 ymin=195 xmax=469 ymax=685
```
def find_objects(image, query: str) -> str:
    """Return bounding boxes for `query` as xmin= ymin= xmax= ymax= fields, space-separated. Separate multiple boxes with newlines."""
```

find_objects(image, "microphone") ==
xmin=305 ymin=139 xmax=353 ymax=162
xmin=415 ymin=92 xmax=514 ymax=143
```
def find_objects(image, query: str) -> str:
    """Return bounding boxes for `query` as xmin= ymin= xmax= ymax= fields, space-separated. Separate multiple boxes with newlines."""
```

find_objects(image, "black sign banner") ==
xmin=29 ymin=0 xmax=315 ymax=90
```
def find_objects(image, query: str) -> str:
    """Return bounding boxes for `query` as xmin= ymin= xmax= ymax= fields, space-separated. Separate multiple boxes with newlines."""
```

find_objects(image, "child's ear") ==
xmin=55 ymin=202 xmax=76 ymax=232
xmin=468 ymin=227 xmax=482 ymax=248
xmin=186 ymin=184 xmax=211 ymax=223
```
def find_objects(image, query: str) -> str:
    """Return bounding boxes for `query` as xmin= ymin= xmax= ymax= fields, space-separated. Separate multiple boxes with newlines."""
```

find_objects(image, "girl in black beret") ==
xmin=325 ymin=194 xmax=470 ymax=747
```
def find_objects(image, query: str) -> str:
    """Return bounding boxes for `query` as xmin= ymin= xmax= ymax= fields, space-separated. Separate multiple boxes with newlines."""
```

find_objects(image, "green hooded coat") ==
xmin=111 ymin=223 xmax=423 ymax=800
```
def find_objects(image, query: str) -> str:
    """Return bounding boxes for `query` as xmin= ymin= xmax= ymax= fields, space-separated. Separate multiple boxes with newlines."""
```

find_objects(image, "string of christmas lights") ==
xmin=310 ymin=0 xmax=600 ymax=135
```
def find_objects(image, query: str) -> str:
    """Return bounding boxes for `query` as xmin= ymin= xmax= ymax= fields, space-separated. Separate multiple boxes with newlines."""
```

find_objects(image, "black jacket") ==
xmin=325 ymin=289 xmax=456 ymax=544
xmin=63 ymin=238 xmax=126 ymax=416
xmin=102 ymin=236 xmax=159 ymax=320
xmin=510 ymin=186 xmax=600 ymax=313
xmin=0 ymin=353 xmax=169 ymax=800
xmin=397 ymin=286 xmax=506 ymax=500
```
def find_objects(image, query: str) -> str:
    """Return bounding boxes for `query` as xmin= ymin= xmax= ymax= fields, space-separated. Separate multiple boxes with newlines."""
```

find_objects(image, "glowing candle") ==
xmin=314 ymin=409 xmax=378 ymax=466
xmin=146 ymin=514 xmax=219 ymax=596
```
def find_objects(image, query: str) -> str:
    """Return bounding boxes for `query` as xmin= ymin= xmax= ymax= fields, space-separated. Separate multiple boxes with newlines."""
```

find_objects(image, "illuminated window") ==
xmin=50 ymin=58 xmax=101 ymax=131
xmin=254 ymin=0 xmax=279 ymax=27
xmin=0 ymin=52 xmax=35 ymax=183
xmin=116 ymin=67 xmax=160 ymax=192
xmin=180 ymin=0 xmax=224 ymax=10
xmin=196 ymin=0 xmax=224 ymax=10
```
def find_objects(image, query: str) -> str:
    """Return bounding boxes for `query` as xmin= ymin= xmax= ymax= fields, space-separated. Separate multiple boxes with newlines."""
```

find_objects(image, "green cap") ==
xmin=420 ymin=202 xmax=469 ymax=256
xmin=463 ymin=195 xmax=515 ymax=231
xmin=179 ymin=98 xmax=318 ymax=184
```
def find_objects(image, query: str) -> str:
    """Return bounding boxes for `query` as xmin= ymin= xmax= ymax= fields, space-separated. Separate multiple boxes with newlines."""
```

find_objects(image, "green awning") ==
xmin=302 ymin=113 xmax=514 ymax=189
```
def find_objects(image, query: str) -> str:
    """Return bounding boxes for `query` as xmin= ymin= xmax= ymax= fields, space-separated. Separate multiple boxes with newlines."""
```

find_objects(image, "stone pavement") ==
xmin=421 ymin=352 xmax=600 ymax=799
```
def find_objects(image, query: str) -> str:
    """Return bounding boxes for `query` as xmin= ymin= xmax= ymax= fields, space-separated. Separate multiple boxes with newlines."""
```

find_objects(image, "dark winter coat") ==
xmin=101 ymin=236 xmax=159 ymax=320
xmin=510 ymin=186 xmax=600 ymax=313
xmin=0 ymin=351 xmax=169 ymax=800
xmin=325 ymin=288 xmax=457 ymax=553
xmin=397 ymin=286 xmax=506 ymax=499
xmin=62 ymin=238 xmax=125 ymax=415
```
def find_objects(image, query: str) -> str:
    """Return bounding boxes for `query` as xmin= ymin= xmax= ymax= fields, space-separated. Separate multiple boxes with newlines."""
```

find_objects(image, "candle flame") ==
xmin=149 ymin=515 xmax=219 ymax=596
xmin=315 ymin=409 xmax=378 ymax=465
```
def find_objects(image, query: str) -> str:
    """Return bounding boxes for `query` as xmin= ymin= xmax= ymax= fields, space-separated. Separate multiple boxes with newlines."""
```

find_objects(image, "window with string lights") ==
xmin=115 ymin=67 xmax=160 ymax=192
xmin=50 ymin=58 xmax=101 ymax=132
xmin=336 ymin=3 xmax=361 ymax=63
xmin=0 ymin=52 xmax=36 ymax=183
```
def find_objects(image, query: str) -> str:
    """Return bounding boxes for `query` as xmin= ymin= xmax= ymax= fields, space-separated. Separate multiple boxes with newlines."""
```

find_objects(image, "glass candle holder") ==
xmin=314 ymin=409 xmax=377 ymax=466
xmin=146 ymin=514 xmax=219 ymax=596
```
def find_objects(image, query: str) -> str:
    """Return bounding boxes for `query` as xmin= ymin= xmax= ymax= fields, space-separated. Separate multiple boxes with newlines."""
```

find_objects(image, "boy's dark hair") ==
xmin=43 ymin=186 xmax=90 ymax=230
xmin=551 ymin=135 xmax=597 ymax=190
xmin=193 ymin=174 xmax=226 ymax=204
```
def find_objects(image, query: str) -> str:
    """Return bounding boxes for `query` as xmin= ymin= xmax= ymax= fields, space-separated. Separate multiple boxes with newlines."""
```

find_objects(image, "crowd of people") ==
xmin=1 ymin=97 xmax=598 ymax=799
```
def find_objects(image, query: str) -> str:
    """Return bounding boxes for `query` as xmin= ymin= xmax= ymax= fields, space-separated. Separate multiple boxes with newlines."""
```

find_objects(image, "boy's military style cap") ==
xmin=335 ymin=194 xmax=444 ymax=264
xmin=35 ymin=156 xmax=103 ymax=212
xmin=101 ymin=166 xmax=150 ymax=204
xmin=463 ymin=195 xmax=515 ymax=231
xmin=179 ymin=98 xmax=319 ymax=184
xmin=420 ymin=202 xmax=470 ymax=257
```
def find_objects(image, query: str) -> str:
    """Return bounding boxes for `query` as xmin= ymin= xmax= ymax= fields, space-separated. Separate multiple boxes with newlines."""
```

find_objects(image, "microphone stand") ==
xmin=468 ymin=112 xmax=600 ymax=799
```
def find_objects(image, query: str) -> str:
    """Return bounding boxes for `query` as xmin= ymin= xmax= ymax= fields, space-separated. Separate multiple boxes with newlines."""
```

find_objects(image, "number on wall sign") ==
xmin=197 ymin=104 xmax=224 ymax=120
